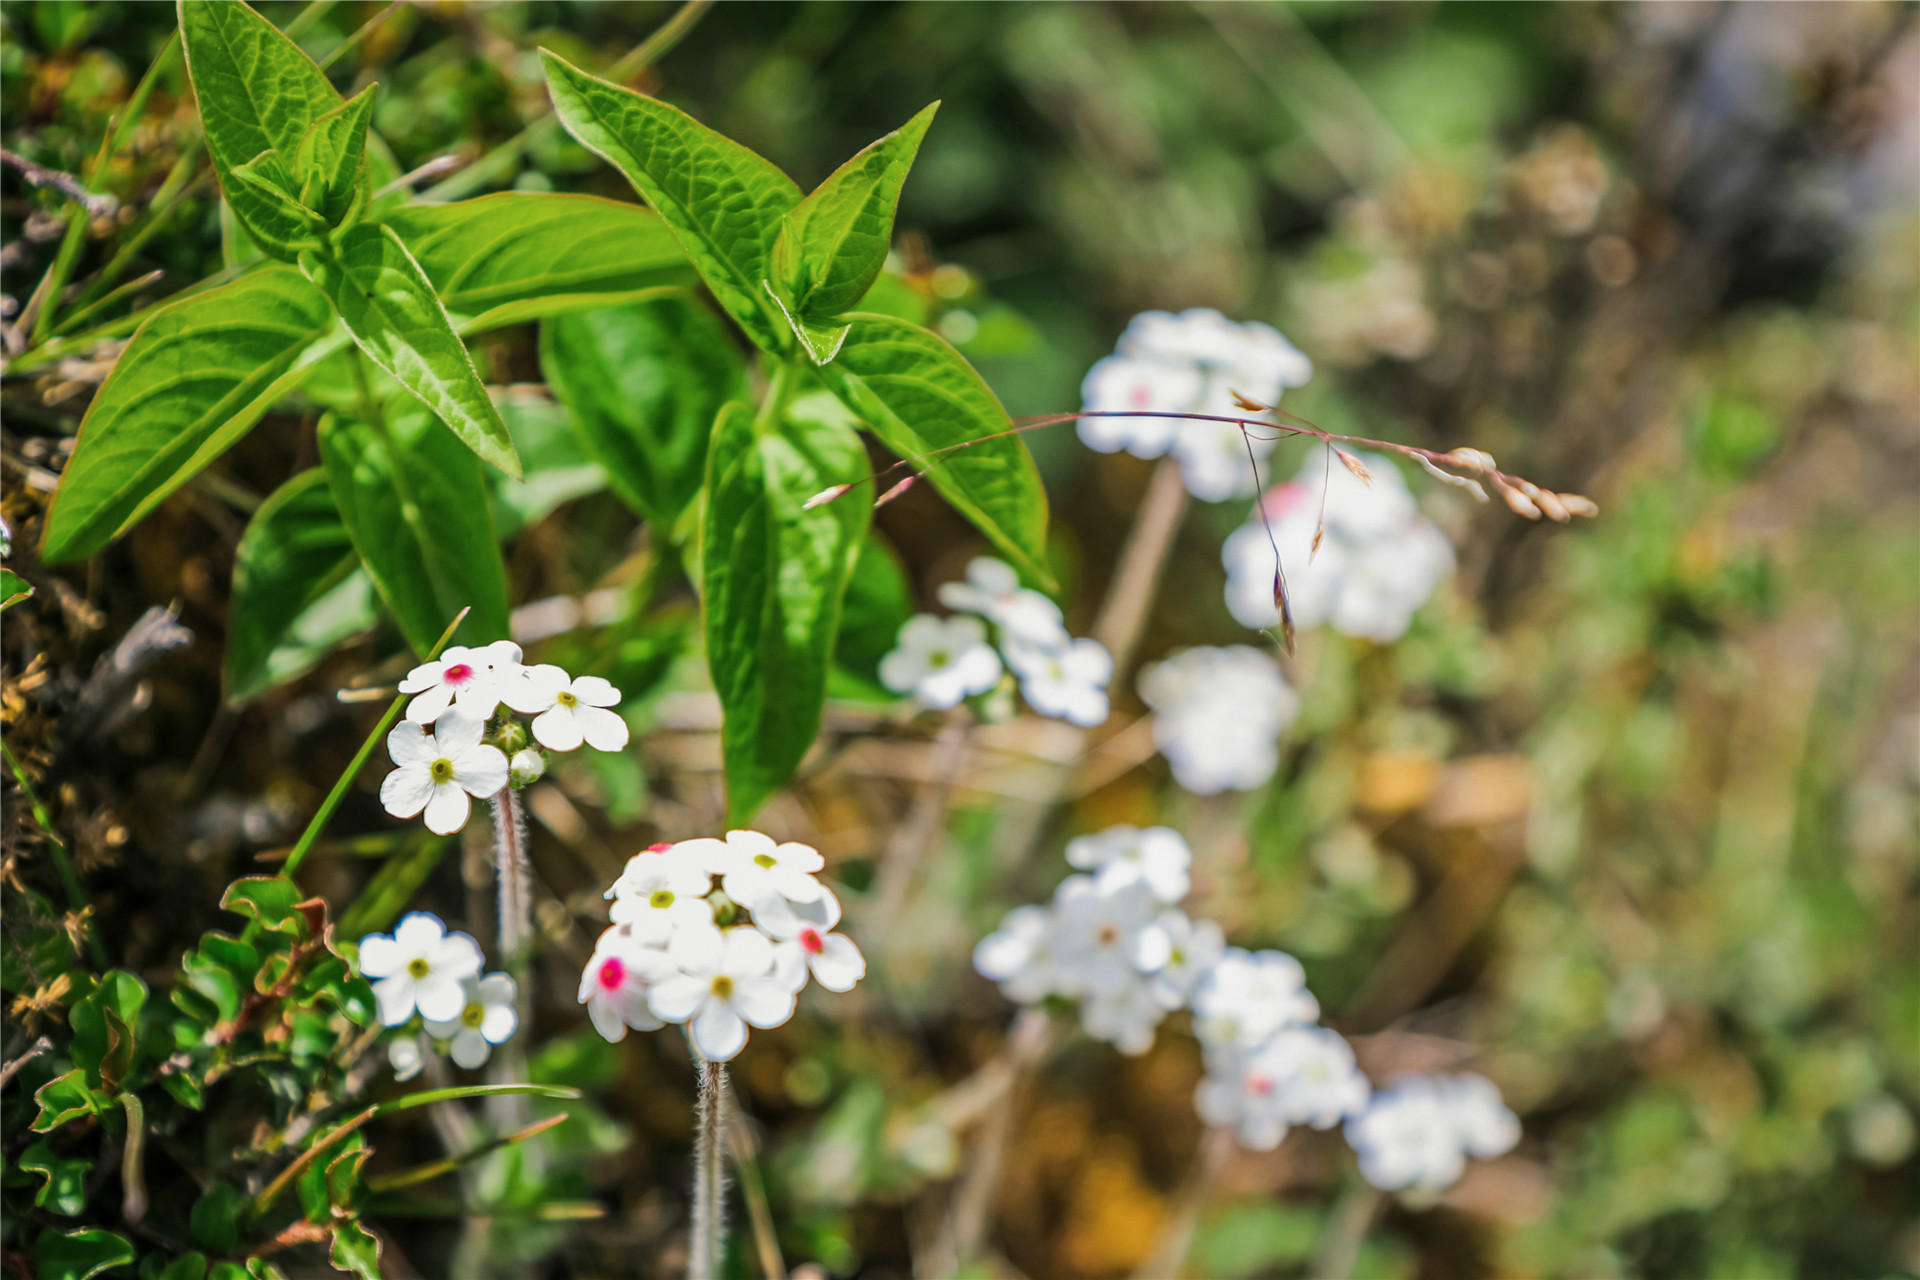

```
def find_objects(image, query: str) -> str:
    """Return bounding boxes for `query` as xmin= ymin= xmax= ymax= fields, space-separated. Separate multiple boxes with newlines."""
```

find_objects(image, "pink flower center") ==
xmin=800 ymin=928 xmax=825 ymax=955
xmin=597 ymin=957 xmax=626 ymax=990
xmin=443 ymin=663 xmax=474 ymax=686
xmin=1248 ymin=1075 xmax=1274 ymax=1097
xmin=1130 ymin=385 xmax=1152 ymax=408
xmin=647 ymin=842 xmax=674 ymax=853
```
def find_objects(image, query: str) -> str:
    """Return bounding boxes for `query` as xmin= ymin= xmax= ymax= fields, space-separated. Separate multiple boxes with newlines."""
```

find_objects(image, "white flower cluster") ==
xmin=380 ymin=640 xmax=629 ymax=835
xmin=358 ymin=912 xmax=519 ymax=1076
xmin=880 ymin=557 xmax=1113 ymax=728
xmin=974 ymin=822 xmax=1521 ymax=1194
xmin=1224 ymin=451 xmax=1455 ymax=644
xmin=1138 ymin=645 xmax=1300 ymax=794
xmin=579 ymin=831 xmax=866 ymax=1062
xmin=1079 ymin=308 xmax=1314 ymax=502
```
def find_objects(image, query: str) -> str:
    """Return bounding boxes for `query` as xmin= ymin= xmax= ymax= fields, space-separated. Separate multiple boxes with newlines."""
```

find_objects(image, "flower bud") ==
xmin=492 ymin=719 xmax=531 ymax=754
xmin=508 ymin=748 xmax=545 ymax=788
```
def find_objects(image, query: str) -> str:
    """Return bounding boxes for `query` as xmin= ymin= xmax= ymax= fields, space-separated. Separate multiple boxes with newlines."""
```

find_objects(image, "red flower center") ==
xmin=646 ymin=842 xmax=673 ymax=853
xmin=800 ymin=928 xmax=825 ymax=955
xmin=443 ymin=663 xmax=474 ymax=685
xmin=597 ymin=957 xmax=626 ymax=990
xmin=1130 ymin=385 xmax=1152 ymax=408
xmin=1248 ymin=1075 xmax=1274 ymax=1097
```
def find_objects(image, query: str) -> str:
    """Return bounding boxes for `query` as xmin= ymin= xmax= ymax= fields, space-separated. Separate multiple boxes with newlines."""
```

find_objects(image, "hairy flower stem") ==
xmin=490 ymin=788 xmax=532 ymax=963
xmin=690 ymin=1058 xmax=730 ymax=1280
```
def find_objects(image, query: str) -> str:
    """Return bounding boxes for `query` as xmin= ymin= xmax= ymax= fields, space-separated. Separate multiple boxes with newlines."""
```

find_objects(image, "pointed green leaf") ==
xmin=319 ymin=410 xmax=510 ymax=656
xmin=32 ymin=1228 xmax=134 ymax=1280
xmin=764 ymin=283 xmax=851 ymax=366
xmin=19 ymin=1140 xmax=91 ymax=1215
xmin=539 ymin=49 xmax=801 ymax=354
xmin=221 ymin=877 xmax=309 ymax=936
xmin=293 ymin=84 xmax=377 ymax=227
xmin=69 ymin=970 xmax=146 ymax=1089
xmin=227 ymin=468 xmax=375 ymax=703
xmin=541 ymin=293 xmax=748 ymax=530
xmin=231 ymin=151 xmax=326 ymax=244
xmin=39 ymin=268 xmax=338 ymax=564
xmin=179 ymin=0 xmax=344 ymax=260
xmin=774 ymin=102 xmax=938 ymax=322
xmin=31 ymin=1070 xmax=104 ymax=1133
xmin=817 ymin=313 xmax=1050 ymax=586
xmin=300 ymin=224 xmax=520 ymax=477
xmin=702 ymin=403 xmax=872 ymax=824
xmin=382 ymin=194 xmax=690 ymax=324
xmin=1 ymin=568 xmax=33 ymax=610
xmin=372 ymin=1083 xmax=580 ymax=1115
xmin=330 ymin=1219 xmax=382 ymax=1280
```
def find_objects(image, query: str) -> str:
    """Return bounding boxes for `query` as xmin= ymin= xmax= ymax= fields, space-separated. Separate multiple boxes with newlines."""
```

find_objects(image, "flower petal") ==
xmin=373 ymin=976 xmax=417 ymax=1027
xmin=501 ymin=663 xmax=569 ymax=714
xmin=587 ymin=995 xmax=629 ymax=1042
xmin=449 ymin=1028 xmax=492 ymax=1069
xmin=452 ymin=744 xmax=509 ymax=798
xmin=690 ymin=1000 xmax=748 ymax=1061
xmin=579 ymin=706 xmax=630 ymax=752
xmin=720 ymin=927 xmax=774 ymax=979
xmin=432 ymin=932 xmax=484 ymax=979
xmin=668 ymin=922 xmax=725 ymax=974
xmin=380 ymin=765 xmax=434 ymax=819
xmin=732 ymin=977 xmax=796 ymax=1028
xmin=403 ymin=683 xmax=455 ymax=726
xmin=475 ymin=973 xmax=517 ymax=1008
xmin=434 ymin=706 xmax=486 ymax=752
xmin=414 ymin=974 xmax=468 ymax=1023
xmin=357 ymin=934 xmax=403 ymax=978
xmin=480 ymin=1003 xmax=518 ymax=1045
xmin=531 ymin=705 xmax=585 ymax=752
xmin=398 ymin=662 xmax=446 ymax=695
xmin=387 ymin=720 xmax=438 ymax=765
xmin=648 ymin=976 xmax=708 ymax=1023
xmin=571 ymin=676 xmax=621 ymax=708
xmin=773 ymin=841 xmax=825 ymax=874
xmin=393 ymin=912 xmax=446 ymax=955
xmin=423 ymin=783 xmax=472 ymax=835
xmin=810 ymin=935 xmax=866 ymax=992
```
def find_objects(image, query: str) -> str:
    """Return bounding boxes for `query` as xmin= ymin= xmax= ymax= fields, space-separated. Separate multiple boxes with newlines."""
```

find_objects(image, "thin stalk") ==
xmin=64 ymin=156 xmax=210 ymax=318
xmin=49 ymin=269 xmax=164 ymax=339
xmin=869 ymin=706 xmax=971 ymax=951
xmin=1 ymin=737 xmax=107 ymax=967
xmin=690 ymin=1057 xmax=730 ymax=1280
xmin=317 ymin=0 xmax=402 ymax=72
xmin=1130 ymin=1126 xmax=1233 ymax=1280
xmin=1306 ymin=1179 xmax=1385 ymax=1280
xmin=724 ymin=1094 xmax=787 ymax=1280
xmin=752 ymin=358 xmax=801 ymax=436
xmin=1088 ymin=457 xmax=1190 ymax=679
xmin=489 ymin=788 xmax=532 ymax=962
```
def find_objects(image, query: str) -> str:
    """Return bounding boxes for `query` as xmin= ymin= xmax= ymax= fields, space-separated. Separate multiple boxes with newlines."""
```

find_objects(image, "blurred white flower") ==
xmin=879 ymin=614 xmax=1004 ymax=710
xmin=1080 ymin=974 xmax=1165 ymax=1055
xmin=1192 ymin=947 xmax=1320 ymax=1050
xmin=1078 ymin=354 xmax=1201 ymax=457
xmin=1052 ymin=878 xmax=1170 ymax=997
xmin=937 ymin=556 xmax=1069 ymax=652
xmin=647 ymin=924 xmax=796 ymax=1062
xmin=1195 ymin=1028 xmax=1367 ymax=1150
xmin=1346 ymin=1076 xmax=1468 ymax=1193
xmin=504 ymin=664 xmax=629 ymax=753
xmin=679 ymin=829 xmax=826 ymax=911
xmin=972 ymin=904 xmax=1063 ymax=1003
xmin=579 ymin=925 xmax=674 ymax=1042
xmin=1442 ymin=1073 xmax=1523 ymax=1159
xmin=398 ymin=640 xmax=524 ymax=725
xmin=425 ymin=972 xmax=519 ymax=1069
xmin=379 ymin=709 xmax=508 ymax=835
xmin=1005 ymin=635 xmax=1113 ymax=727
xmin=1065 ymin=824 xmax=1192 ymax=904
xmin=358 ymin=912 xmax=485 ymax=1026
xmin=388 ymin=1035 xmax=426 ymax=1081
xmin=761 ymin=887 xmax=867 ymax=993
xmin=1147 ymin=910 xmax=1225 ymax=1010
xmin=1139 ymin=646 xmax=1299 ymax=794
xmin=1223 ymin=451 xmax=1454 ymax=643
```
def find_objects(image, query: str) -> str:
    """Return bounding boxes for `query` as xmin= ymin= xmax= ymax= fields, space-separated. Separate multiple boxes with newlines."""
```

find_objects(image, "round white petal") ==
xmin=690 ymin=1001 xmax=748 ymax=1061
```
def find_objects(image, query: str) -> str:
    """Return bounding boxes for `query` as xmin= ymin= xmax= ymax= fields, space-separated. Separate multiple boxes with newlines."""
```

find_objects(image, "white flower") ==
xmin=1080 ymin=974 xmax=1165 ymax=1055
xmin=678 ymin=829 xmax=825 ymax=911
xmin=424 ymin=972 xmax=519 ymax=1069
xmin=1119 ymin=309 xmax=1314 ymax=394
xmin=1004 ymin=634 xmax=1113 ymax=727
xmin=1147 ymin=910 xmax=1225 ymax=1010
xmin=1192 ymin=947 xmax=1320 ymax=1050
xmin=760 ymin=887 xmax=867 ymax=994
xmin=1443 ymin=1073 xmax=1522 ymax=1159
xmin=1139 ymin=647 xmax=1299 ymax=794
xmin=972 ymin=904 xmax=1063 ymax=1003
xmin=605 ymin=844 xmax=716 ymax=942
xmin=1261 ymin=1027 xmax=1371 ymax=1129
xmin=1222 ymin=453 xmax=1454 ymax=643
xmin=508 ymin=748 xmax=545 ymax=787
xmin=579 ymin=926 xmax=674 ymax=1042
xmin=358 ymin=912 xmax=485 ymax=1026
xmin=388 ymin=1035 xmax=426 ymax=1081
xmin=1346 ymin=1076 xmax=1468 ymax=1193
xmin=936 ymin=557 xmax=1069 ymax=652
xmin=398 ymin=641 xmax=524 ymax=725
xmin=1170 ymin=417 xmax=1273 ymax=503
xmin=502 ymin=664 xmax=630 ymax=752
xmin=647 ymin=924 xmax=796 ymax=1062
xmin=879 ymin=614 xmax=1003 ymax=710
xmin=1065 ymin=825 xmax=1191 ymax=904
xmin=1078 ymin=354 xmax=1201 ymax=457
xmin=378 ymin=708 xmax=509 ymax=835
xmin=1051 ymin=878 xmax=1170 ymax=998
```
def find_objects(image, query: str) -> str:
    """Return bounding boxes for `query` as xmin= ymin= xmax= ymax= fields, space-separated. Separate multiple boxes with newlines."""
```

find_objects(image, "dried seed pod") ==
xmin=1273 ymin=569 xmax=1296 ymax=656
xmin=874 ymin=475 xmax=919 ymax=508
xmin=1445 ymin=447 xmax=1498 ymax=474
xmin=1335 ymin=448 xmax=1374 ymax=486
xmin=802 ymin=483 xmax=852 ymax=511
xmin=1230 ymin=390 xmax=1272 ymax=412
xmin=1557 ymin=493 xmax=1599 ymax=518
xmin=1493 ymin=477 xmax=1542 ymax=519
xmin=1416 ymin=454 xmax=1490 ymax=502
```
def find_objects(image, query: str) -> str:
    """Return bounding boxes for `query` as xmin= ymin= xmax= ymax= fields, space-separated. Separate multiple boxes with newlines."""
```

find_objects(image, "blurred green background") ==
xmin=3 ymin=3 xmax=1916 ymax=1278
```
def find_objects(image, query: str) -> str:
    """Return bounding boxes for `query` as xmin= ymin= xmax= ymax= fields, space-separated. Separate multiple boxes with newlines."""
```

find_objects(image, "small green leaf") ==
xmin=319 ymin=410 xmax=510 ymax=656
xmin=20 ymin=1140 xmax=90 ymax=1215
xmin=299 ymin=224 xmax=521 ymax=479
xmin=773 ymin=102 xmax=938 ymax=322
xmin=541 ymin=293 xmax=748 ymax=530
xmin=69 ymin=971 xmax=148 ymax=1089
xmin=39 ymin=268 xmax=338 ymax=564
xmin=221 ymin=877 xmax=308 ymax=937
xmin=0 ymin=567 xmax=32 ymax=610
xmin=179 ymin=0 xmax=344 ymax=260
xmin=32 ymin=1227 xmax=134 ymax=1280
xmin=190 ymin=1182 xmax=244 ymax=1255
xmin=539 ymin=49 xmax=801 ymax=354
xmin=231 ymin=152 xmax=324 ymax=243
xmin=382 ymin=193 xmax=689 ymax=324
xmin=327 ymin=1146 xmax=372 ymax=1210
xmin=702 ymin=402 xmax=871 ymax=824
xmin=227 ymin=470 xmax=378 ymax=703
xmin=764 ymin=284 xmax=852 ymax=366
xmin=156 ymin=1254 xmax=211 ymax=1280
xmin=293 ymin=84 xmax=377 ymax=227
xmin=160 ymin=1070 xmax=204 ymax=1111
xmin=329 ymin=1219 xmax=382 ymax=1280
xmin=31 ymin=1070 xmax=103 ymax=1133
xmin=818 ymin=313 xmax=1051 ymax=587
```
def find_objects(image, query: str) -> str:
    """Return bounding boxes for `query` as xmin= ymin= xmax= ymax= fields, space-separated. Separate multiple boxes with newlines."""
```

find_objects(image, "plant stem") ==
xmin=489 ymin=788 xmax=532 ymax=962
xmin=1131 ymin=1126 xmax=1233 ymax=1280
xmin=690 ymin=1057 xmax=730 ymax=1280
xmin=1089 ymin=456 xmax=1189 ymax=680
xmin=869 ymin=706 xmax=971 ymax=952
xmin=1306 ymin=1179 xmax=1385 ymax=1280
xmin=724 ymin=1093 xmax=787 ymax=1280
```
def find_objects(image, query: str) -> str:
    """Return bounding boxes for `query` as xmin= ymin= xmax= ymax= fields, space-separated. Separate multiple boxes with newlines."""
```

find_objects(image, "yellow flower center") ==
xmin=710 ymin=975 xmax=734 ymax=999
xmin=461 ymin=1004 xmax=485 ymax=1028
xmin=429 ymin=758 xmax=455 ymax=784
xmin=557 ymin=690 xmax=579 ymax=708
xmin=753 ymin=853 xmax=777 ymax=869
xmin=407 ymin=958 xmax=430 ymax=978
xmin=649 ymin=889 xmax=675 ymax=909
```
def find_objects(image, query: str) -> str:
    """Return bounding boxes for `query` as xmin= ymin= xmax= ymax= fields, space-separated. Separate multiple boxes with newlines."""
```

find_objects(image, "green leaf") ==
xmin=702 ymin=402 xmax=872 ymax=824
xmin=32 ymin=1227 xmax=134 ymax=1280
xmin=20 ymin=1140 xmax=90 ymax=1215
xmin=372 ymin=1083 xmax=580 ymax=1115
xmin=382 ymin=194 xmax=690 ymax=327
xmin=335 ymin=832 xmax=448 ymax=939
xmin=773 ymin=102 xmax=938 ymax=324
xmin=39 ymin=268 xmax=337 ymax=564
xmin=488 ymin=397 xmax=607 ymax=537
xmin=1 ymin=568 xmax=33 ymax=610
xmin=228 ymin=469 xmax=373 ymax=702
xmin=539 ymin=49 xmax=801 ymax=354
xmin=818 ymin=313 xmax=1050 ymax=587
xmin=221 ymin=877 xmax=308 ymax=937
xmin=190 ymin=1182 xmax=244 ymax=1255
xmin=31 ymin=1070 xmax=103 ymax=1132
xmin=156 ymin=1254 xmax=210 ymax=1280
xmin=763 ymin=286 xmax=851 ymax=366
xmin=319 ymin=410 xmax=510 ymax=656
xmin=179 ymin=0 xmax=344 ymax=260
xmin=541 ymin=293 xmax=748 ymax=530
xmin=298 ymin=223 xmax=521 ymax=479
xmin=231 ymin=151 xmax=325 ymax=245
xmin=293 ymin=84 xmax=377 ymax=227
xmin=330 ymin=1220 xmax=382 ymax=1280
xmin=834 ymin=530 xmax=914 ymax=683
xmin=69 ymin=971 xmax=148 ymax=1088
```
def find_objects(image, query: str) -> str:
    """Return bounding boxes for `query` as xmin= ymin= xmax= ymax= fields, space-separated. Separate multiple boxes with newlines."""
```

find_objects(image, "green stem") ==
xmin=278 ymin=606 xmax=470 ymax=882
xmin=753 ymin=359 xmax=801 ymax=437
xmin=1 ymin=737 xmax=108 ymax=967
xmin=63 ymin=154 xmax=210 ymax=319
xmin=317 ymin=0 xmax=402 ymax=72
